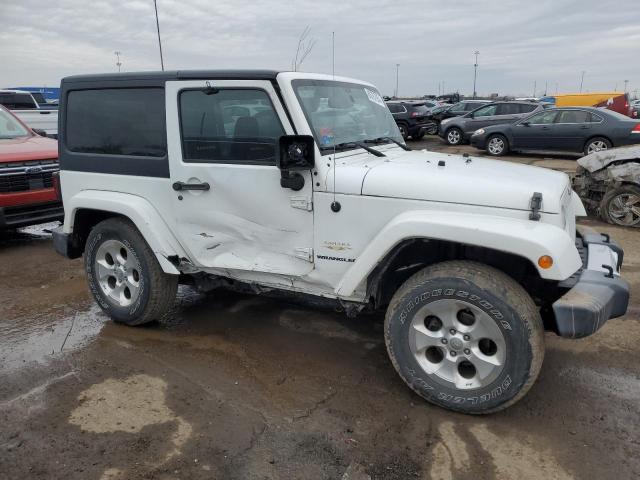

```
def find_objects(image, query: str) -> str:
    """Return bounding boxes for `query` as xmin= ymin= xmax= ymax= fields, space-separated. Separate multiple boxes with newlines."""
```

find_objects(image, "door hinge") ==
xmin=294 ymin=247 xmax=314 ymax=262
xmin=290 ymin=195 xmax=313 ymax=211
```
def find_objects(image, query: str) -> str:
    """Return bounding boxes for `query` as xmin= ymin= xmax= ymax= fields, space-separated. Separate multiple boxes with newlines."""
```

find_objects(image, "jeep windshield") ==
xmin=292 ymin=79 xmax=403 ymax=154
xmin=0 ymin=108 xmax=30 ymax=139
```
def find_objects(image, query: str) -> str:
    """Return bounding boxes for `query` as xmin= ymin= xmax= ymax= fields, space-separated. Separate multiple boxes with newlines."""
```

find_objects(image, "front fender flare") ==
xmin=335 ymin=210 xmax=581 ymax=297
xmin=63 ymin=190 xmax=187 ymax=274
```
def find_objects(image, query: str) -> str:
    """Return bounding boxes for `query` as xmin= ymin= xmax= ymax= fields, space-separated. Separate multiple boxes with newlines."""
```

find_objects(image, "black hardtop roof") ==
xmin=61 ymin=69 xmax=281 ymax=88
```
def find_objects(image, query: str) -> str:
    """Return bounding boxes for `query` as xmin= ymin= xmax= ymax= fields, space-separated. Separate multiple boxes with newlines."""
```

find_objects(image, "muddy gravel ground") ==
xmin=1 ymin=142 xmax=639 ymax=480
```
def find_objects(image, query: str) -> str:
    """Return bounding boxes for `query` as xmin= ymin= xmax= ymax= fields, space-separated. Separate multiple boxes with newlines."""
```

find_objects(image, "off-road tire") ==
xmin=445 ymin=127 xmax=463 ymax=145
xmin=600 ymin=184 xmax=640 ymax=227
xmin=85 ymin=217 xmax=178 ymax=325
xmin=384 ymin=260 xmax=544 ymax=414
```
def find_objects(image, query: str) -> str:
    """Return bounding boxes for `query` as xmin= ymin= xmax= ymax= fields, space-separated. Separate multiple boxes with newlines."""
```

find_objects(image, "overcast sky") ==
xmin=1 ymin=0 xmax=639 ymax=97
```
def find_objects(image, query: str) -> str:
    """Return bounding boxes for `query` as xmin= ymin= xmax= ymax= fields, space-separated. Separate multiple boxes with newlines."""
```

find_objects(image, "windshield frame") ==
xmin=292 ymin=78 xmax=403 ymax=155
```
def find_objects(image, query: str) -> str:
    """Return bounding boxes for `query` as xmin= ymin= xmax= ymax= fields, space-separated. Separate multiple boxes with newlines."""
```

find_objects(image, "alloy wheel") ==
xmin=408 ymin=299 xmax=506 ymax=390
xmin=609 ymin=193 xmax=640 ymax=226
xmin=95 ymin=239 xmax=142 ymax=307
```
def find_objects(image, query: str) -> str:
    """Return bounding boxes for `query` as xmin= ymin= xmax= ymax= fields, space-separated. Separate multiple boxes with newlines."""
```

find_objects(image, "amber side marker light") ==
xmin=538 ymin=255 xmax=553 ymax=269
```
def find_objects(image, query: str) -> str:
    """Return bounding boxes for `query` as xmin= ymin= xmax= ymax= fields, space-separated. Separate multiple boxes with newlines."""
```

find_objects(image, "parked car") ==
xmin=53 ymin=70 xmax=628 ymax=415
xmin=386 ymin=100 xmax=434 ymax=139
xmin=0 ymin=105 xmax=63 ymax=229
xmin=426 ymin=100 xmax=491 ymax=131
xmin=470 ymin=107 xmax=640 ymax=156
xmin=573 ymin=146 xmax=640 ymax=227
xmin=439 ymin=101 xmax=543 ymax=145
xmin=0 ymin=89 xmax=58 ymax=137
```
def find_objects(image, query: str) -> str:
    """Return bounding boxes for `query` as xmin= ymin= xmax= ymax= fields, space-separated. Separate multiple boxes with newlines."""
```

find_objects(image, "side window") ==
xmin=449 ymin=103 xmax=466 ymax=113
xmin=588 ymin=112 xmax=604 ymax=123
xmin=387 ymin=104 xmax=401 ymax=114
xmin=556 ymin=110 xmax=590 ymax=123
xmin=472 ymin=104 xmax=498 ymax=117
xmin=66 ymin=88 xmax=166 ymax=157
xmin=526 ymin=111 xmax=558 ymax=124
xmin=464 ymin=103 xmax=480 ymax=111
xmin=519 ymin=103 xmax=538 ymax=113
xmin=0 ymin=93 xmax=35 ymax=109
xmin=180 ymin=88 xmax=284 ymax=164
xmin=496 ymin=104 xmax=520 ymax=115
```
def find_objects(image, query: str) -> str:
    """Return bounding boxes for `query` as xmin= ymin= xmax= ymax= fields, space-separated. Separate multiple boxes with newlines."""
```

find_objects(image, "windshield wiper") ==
xmin=364 ymin=137 xmax=411 ymax=151
xmin=322 ymin=142 xmax=386 ymax=157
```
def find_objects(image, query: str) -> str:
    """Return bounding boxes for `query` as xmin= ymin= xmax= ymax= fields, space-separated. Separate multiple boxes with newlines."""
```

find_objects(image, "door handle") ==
xmin=172 ymin=181 xmax=210 ymax=191
xmin=580 ymin=125 xmax=589 ymax=129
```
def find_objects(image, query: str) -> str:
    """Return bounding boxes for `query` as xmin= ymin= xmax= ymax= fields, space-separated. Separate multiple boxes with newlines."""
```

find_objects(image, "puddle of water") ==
xmin=0 ymin=304 xmax=106 ymax=372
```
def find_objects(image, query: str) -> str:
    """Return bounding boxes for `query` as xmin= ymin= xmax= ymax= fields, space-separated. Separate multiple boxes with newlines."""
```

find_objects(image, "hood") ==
xmin=329 ymin=147 xmax=571 ymax=214
xmin=0 ymin=135 xmax=58 ymax=162
xmin=577 ymin=145 xmax=640 ymax=172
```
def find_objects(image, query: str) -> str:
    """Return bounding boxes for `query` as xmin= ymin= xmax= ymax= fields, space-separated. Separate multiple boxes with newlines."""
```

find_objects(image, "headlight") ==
xmin=441 ymin=118 xmax=452 ymax=125
xmin=473 ymin=128 xmax=485 ymax=136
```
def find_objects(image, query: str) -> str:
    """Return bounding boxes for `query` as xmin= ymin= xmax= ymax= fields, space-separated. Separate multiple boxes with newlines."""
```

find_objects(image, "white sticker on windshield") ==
xmin=365 ymin=88 xmax=385 ymax=107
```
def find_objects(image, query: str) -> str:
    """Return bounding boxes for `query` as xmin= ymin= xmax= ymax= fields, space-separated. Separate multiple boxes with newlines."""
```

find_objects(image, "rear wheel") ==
xmin=445 ymin=127 xmax=463 ymax=145
xmin=600 ymin=185 xmax=640 ymax=227
xmin=584 ymin=137 xmax=611 ymax=155
xmin=486 ymin=134 xmax=509 ymax=156
xmin=85 ymin=217 xmax=178 ymax=325
xmin=384 ymin=260 xmax=544 ymax=414
xmin=398 ymin=124 xmax=409 ymax=140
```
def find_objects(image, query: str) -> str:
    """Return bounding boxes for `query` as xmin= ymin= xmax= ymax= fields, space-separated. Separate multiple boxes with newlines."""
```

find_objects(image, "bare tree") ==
xmin=291 ymin=26 xmax=316 ymax=71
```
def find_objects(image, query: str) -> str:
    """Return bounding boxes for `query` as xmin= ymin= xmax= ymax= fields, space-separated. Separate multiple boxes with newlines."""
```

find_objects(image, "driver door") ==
xmin=165 ymin=80 xmax=314 ymax=278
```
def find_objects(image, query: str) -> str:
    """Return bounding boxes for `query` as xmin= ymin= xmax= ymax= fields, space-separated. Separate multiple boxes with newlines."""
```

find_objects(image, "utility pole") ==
xmin=533 ymin=80 xmax=536 ymax=98
xmin=624 ymin=79 xmax=629 ymax=93
xmin=153 ymin=0 xmax=165 ymax=71
xmin=395 ymin=63 xmax=400 ymax=98
xmin=473 ymin=51 xmax=479 ymax=99
xmin=579 ymin=71 xmax=586 ymax=93
xmin=114 ymin=51 xmax=122 ymax=72
xmin=544 ymin=81 xmax=548 ymax=96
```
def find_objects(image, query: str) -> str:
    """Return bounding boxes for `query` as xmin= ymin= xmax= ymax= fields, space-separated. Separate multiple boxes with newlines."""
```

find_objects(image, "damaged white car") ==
xmin=53 ymin=70 xmax=629 ymax=414
xmin=573 ymin=146 xmax=640 ymax=227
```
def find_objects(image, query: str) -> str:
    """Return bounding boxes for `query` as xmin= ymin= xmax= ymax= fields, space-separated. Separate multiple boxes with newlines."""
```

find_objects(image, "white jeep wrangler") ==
xmin=53 ymin=70 xmax=629 ymax=414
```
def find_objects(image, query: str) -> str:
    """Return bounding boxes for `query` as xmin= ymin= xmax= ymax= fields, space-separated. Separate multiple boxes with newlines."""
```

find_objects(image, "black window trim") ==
xmin=60 ymin=86 xmax=170 ymax=178
xmin=177 ymin=86 xmax=285 ymax=166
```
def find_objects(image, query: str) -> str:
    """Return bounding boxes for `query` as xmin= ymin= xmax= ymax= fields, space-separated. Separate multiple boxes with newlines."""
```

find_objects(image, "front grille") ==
xmin=0 ymin=159 xmax=58 ymax=193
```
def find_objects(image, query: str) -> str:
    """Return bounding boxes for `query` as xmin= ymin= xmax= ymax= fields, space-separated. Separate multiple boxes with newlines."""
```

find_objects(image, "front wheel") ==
xmin=486 ymin=134 xmax=509 ymax=156
xmin=384 ymin=260 xmax=544 ymax=414
xmin=85 ymin=217 xmax=178 ymax=325
xmin=445 ymin=127 xmax=463 ymax=145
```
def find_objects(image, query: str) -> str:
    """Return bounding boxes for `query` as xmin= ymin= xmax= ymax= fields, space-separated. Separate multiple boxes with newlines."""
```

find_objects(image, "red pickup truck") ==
xmin=0 ymin=105 xmax=63 ymax=229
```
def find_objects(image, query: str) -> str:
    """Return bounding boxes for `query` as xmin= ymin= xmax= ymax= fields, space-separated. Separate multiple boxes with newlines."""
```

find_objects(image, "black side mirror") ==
xmin=521 ymin=121 xmax=530 ymax=127
xmin=277 ymin=135 xmax=315 ymax=191
xmin=32 ymin=128 xmax=48 ymax=137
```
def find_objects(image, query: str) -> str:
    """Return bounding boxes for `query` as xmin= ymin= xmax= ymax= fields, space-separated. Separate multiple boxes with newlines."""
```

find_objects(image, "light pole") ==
xmin=624 ymin=79 xmax=629 ymax=93
xmin=114 ymin=51 xmax=122 ymax=72
xmin=532 ymin=80 xmax=536 ymax=98
xmin=153 ymin=0 xmax=165 ymax=71
xmin=395 ymin=63 xmax=400 ymax=98
xmin=579 ymin=71 xmax=586 ymax=93
xmin=473 ymin=50 xmax=479 ymax=99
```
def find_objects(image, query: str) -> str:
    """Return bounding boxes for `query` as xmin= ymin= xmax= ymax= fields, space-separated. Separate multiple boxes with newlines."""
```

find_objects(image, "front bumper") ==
xmin=469 ymin=134 xmax=487 ymax=149
xmin=552 ymin=229 xmax=629 ymax=338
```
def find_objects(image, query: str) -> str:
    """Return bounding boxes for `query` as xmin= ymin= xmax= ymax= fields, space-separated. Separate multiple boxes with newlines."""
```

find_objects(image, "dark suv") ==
xmin=386 ymin=101 xmax=434 ymax=140
xmin=439 ymin=101 xmax=543 ymax=145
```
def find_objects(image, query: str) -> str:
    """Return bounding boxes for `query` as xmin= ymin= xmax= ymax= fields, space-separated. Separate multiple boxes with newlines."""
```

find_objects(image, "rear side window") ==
xmin=387 ymin=104 xmax=403 ymax=113
xmin=0 ymin=93 xmax=35 ymax=109
xmin=496 ymin=103 xmax=521 ymax=115
xmin=66 ymin=88 xmax=166 ymax=157
xmin=519 ymin=103 xmax=538 ymax=113
xmin=179 ymin=88 xmax=284 ymax=164
xmin=556 ymin=110 xmax=590 ymax=123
